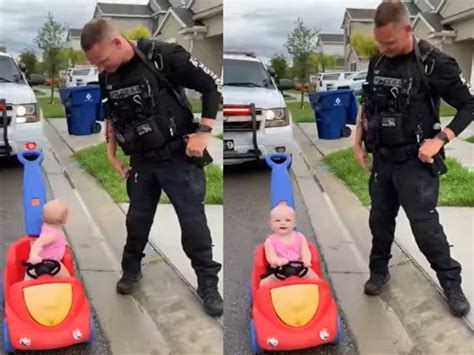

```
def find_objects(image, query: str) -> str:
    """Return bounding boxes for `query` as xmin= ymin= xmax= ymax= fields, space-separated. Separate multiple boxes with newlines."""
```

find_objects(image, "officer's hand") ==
xmin=418 ymin=139 xmax=443 ymax=163
xmin=353 ymin=144 xmax=371 ymax=173
xmin=109 ymin=156 xmax=130 ymax=178
xmin=185 ymin=132 xmax=209 ymax=157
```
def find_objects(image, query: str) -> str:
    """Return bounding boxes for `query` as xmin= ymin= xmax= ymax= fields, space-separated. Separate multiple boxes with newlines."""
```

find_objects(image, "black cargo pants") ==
xmin=368 ymin=155 xmax=462 ymax=289
xmin=121 ymin=142 xmax=221 ymax=286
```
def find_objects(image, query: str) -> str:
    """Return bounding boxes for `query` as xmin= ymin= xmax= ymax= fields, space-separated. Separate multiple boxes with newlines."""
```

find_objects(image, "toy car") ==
xmin=1 ymin=237 xmax=94 ymax=352
xmin=247 ymin=153 xmax=342 ymax=353
xmin=1 ymin=150 xmax=94 ymax=353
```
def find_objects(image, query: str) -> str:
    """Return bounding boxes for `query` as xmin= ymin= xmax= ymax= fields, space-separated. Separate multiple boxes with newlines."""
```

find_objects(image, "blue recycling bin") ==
xmin=309 ymin=89 xmax=358 ymax=139
xmin=59 ymin=85 xmax=103 ymax=136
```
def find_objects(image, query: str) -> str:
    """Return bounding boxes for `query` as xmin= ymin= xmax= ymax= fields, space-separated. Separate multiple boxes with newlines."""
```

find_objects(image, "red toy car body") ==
xmin=1 ymin=236 xmax=93 ymax=352
xmin=249 ymin=241 xmax=341 ymax=352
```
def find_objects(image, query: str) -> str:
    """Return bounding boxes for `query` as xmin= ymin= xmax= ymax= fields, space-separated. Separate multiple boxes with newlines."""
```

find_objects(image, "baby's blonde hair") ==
xmin=270 ymin=202 xmax=295 ymax=219
xmin=43 ymin=199 xmax=70 ymax=225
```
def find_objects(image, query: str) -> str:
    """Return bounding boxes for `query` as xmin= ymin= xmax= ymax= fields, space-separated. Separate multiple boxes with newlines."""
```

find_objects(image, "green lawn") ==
xmin=214 ymin=133 xmax=223 ymax=140
xmin=190 ymin=98 xmax=202 ymax=113
xmin=324 ymin=148 xmax=474 ymax=207
xmin=73 ymin=143 xmax=223 ymax=204
xmin=37 ymin=97 xmax=65 ymax=118
xmin=465 ymin=135 xmax=474 ymax=144
xmin=439 ymin=102 xmax=456 ymax=117
xmin=286 ymin=101 xmax=315 ymax=123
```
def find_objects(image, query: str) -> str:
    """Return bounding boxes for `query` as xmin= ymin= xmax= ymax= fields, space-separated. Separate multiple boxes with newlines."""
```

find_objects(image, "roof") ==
xmin=319 ymin=33 xmax=344 ymax=43
xmin=173 ymin=7 xmax=195 ymax=27
xmin=96 ymin=3 xmax=153 ymax=16
xmin=68 ymin=29 xmax=82 ymax=38
xmin=346 ymin=8 xmax=376 ymax=19
xmin=404 ymin=2 xmax=422 ymax=17
xmin=417 ymin=12 xmax=452 ymax=32
xmin=150 ymin=0 xmax=171 ymax=11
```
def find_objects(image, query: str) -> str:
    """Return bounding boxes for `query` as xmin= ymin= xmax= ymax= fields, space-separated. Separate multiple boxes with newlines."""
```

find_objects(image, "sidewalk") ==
xmin=43 ymin=117 xmax=223 ymax=353
xmin=292 ymin=120 xmax=473 ymax=353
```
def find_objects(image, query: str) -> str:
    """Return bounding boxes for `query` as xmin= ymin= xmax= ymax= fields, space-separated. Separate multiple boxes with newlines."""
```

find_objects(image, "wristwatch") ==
xmin=435 ymin=131 xmax=449 ymax=145
xmin=197 ymin=124 xmax=213 ymax=133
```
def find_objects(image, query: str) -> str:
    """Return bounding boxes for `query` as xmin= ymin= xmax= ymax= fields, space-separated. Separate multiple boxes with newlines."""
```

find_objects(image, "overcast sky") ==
xmin=224 ymin=0 xmax=382 ymax=63
xmin=0 ymin=0 xmax=149 ymax=59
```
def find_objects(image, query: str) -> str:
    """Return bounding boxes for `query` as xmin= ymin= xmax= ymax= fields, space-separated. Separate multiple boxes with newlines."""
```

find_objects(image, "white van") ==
xmin=0 ymin=51 xmax=45 ymax=157
xmin=223 ymin=52 xmax=294 ymax=165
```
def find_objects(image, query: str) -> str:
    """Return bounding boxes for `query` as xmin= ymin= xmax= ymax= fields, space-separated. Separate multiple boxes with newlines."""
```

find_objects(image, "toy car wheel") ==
xmin=86 ymin=316 xmax=96 ymax=344
xmin=341 ymin=126 xmax=352 ymax=138
xmin=247 ymin=281 xmax=253 ymax=308
xmin=249 ymin=319 xmax=262 ymax=354
xmin=2 ymin=318 xmax=15 ymax=353
xmin=331 ymin=314 xmax=343 ymax=345
xmin=92 ymin=122 xmax=101 ymax=134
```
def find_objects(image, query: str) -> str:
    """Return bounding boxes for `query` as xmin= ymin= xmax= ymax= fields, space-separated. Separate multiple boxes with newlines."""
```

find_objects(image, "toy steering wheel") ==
xmin=273 ymin=261 xmax=309 ymax=280
xmin=22 ymin=259 xmax=61 ymax=279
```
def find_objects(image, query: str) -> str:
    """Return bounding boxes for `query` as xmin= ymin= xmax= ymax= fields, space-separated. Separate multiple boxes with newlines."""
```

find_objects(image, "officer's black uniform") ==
xmin=362 ymin=39 xmax=473 ymax=316
xmin=99 ymin=39 xmax=222 ymax=315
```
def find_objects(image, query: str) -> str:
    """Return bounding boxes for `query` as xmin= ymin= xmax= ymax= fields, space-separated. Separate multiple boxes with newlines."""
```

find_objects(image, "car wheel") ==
xmin=341 ymin=126 xmax=351 ymax=138
xmin=249 ymin=319 xmax=262 ymax=354
xmin=92 ymin=122 xmax=101 ymax=134
xmin=2 ymin=318 xmax=15 ymax=353
xmin=86 ymin=316 xmax=95 ymax=344
xmin=331 ymin=314 xmax=343 ymax=345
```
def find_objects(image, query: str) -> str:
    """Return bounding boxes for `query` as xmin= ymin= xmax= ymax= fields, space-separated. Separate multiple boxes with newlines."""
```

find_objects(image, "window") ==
xmin=350 ymin=63 xmax=357 ymax=71
xmin=344 ymin=72 xmax=354 ymax=79
xmin=322 ymin=73 xmax=341 ymax=81
xmin=224 ymin=59 xmax=273 ymax=88
xmin=353 ymin=71 xmax=368 ymax=80
xmin=0 ymin=56 xmax=24 ymax=84
xmin=72 ymin=69 xmax=92 ymax=76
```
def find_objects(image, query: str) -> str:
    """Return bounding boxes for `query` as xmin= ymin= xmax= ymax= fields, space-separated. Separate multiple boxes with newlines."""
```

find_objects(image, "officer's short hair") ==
xmin=374 ymin=1 xmax=410 ymax=28
xmin=81 ymin=19 xmax=116 ymax=52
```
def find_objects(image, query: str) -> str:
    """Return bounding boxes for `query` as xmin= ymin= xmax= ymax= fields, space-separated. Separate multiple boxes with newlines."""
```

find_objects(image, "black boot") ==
xmin=116 ymin=272 xmax=143 ymax=295
xmin=443 ymin=285 xmax=470 ymax=317
xmin=364 ymin=273 xmax=390 ymax=296
xmin=197 ymin=282 xmax=223 ymax=317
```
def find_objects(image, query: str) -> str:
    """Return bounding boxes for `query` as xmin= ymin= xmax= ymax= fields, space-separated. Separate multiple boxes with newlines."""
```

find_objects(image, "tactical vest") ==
xmin=102 ymin=41 xmax=195 ymax=156
xmin=362 ymin=40 xmax=440 ymax=154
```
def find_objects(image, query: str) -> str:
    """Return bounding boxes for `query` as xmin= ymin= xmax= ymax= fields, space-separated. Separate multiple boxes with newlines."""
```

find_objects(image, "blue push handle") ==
xmin=17 ymin=150 xmax=47 ymax=237
xmin=265 ymin=153 xmax=295 ymax=210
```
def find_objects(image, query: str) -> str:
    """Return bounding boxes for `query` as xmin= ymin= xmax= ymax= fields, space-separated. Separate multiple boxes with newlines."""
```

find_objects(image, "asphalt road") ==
xmin=0 ymin=157 xmax=110 ymax=354
xmin=223 ymin=161 xmax=357 ymax=355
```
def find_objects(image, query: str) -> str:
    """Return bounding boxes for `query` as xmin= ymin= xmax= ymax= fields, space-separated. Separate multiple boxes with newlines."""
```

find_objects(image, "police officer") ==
xmin=353 ymin=2 xmax=472 ymax=317
xmin=80 ymin=19 xmax=223 ymax=317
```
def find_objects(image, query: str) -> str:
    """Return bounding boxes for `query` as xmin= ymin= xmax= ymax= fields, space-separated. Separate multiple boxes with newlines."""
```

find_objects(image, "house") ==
xmin=153 ymin=0 xmax=223 ymax=77
xmin=412 ymin=0 xmax=474 ymax=87
xmin=66 ymin=29 xmax=83 ymax=51
xmin=91 ymin=1 xmax=223 ymax=79
xmin=315 ymin=33 xmax=345 ymax=72
xmin=93 ymin=2 xmax=158 ymax=34
xmin=341 ymin=0 xmax=473 ymax=87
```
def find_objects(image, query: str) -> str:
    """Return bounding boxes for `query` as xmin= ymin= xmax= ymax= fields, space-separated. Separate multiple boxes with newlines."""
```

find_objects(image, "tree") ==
xmin=318 ymin=53 xmax=337 ymax=73
xmin=269 ymin=54 xmax=288 ymax=84
xmin=19 ymin=50 xmax=38 ymax=78
xmin=35 ymin=12 xmax=68 ymax=103
xmin=125 ymin=26 xmax=152 ymax=40
xmin=285 ymin=18 xmax=318 ymax=107
xmin=350 ymin=32 xmax=379 ymax=58
xmin=62 ymin=48 xmax=87 ymax=68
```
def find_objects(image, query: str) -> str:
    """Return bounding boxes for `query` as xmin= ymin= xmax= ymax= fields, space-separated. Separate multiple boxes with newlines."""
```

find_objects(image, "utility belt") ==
xmin=375 ymin=144 xmax=418 ymax=163
xmin=112 ymin=112 xmax=196 ymax=157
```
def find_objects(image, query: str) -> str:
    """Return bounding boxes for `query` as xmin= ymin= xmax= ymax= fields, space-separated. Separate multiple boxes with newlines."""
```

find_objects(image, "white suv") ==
xmin=0 ymin=51 xmax=45 ymax=157
xmin=223 ymin=52 xmax=294 ymax=165
xmin=318 ymin=72 xmax=354 ymax=91
xmin=66 ymin=67 xmax=98 ymax=87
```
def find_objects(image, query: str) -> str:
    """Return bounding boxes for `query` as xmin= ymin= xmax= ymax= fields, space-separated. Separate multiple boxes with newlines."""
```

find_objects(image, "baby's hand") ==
xmin=28 ymin=255 xmax=43 ymax=265
xmin=276 ymin=257 xmax=289 ymax=267
xmin=302 ymin=257 xmax=312 ymax=268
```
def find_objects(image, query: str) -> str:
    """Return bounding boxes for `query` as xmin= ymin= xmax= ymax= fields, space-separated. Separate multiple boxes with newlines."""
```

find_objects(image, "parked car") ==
xmin=294 ymin=82 xmax=309 ymax=91
xmin=318 ymin=72 xmax=354 ymax=91
xmin=66 ymin=67 xmax=98 ymax=87
xmin=223 ymin=51 xmax=294 ymax=165
xmin=331 ymin=70 xmax=368 ymax=94
xmin=0 ymin=51 xmax=45 ymax=158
